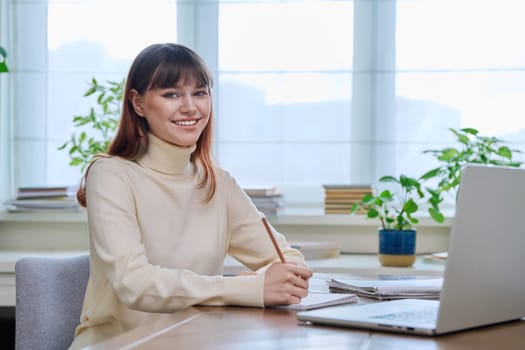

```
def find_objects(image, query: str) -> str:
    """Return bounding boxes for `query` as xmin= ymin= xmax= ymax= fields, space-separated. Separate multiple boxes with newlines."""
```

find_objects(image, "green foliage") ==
xmin=0 ymin=46 xmax=9 ymax=73
xmin=58 ymin=78 xmax=125 ymax=171
xmin=421 ymin=128 xmax=523 ymax=199
xmin=351 ymin=175 xmax=445 ymax=231
xmin=351 ymin=127 xmax=521 ymax=230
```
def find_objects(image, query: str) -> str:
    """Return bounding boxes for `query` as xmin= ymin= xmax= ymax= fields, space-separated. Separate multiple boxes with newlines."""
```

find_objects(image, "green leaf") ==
xmin=0 ymin=46 xmax=8 ymax=73
xmin=361 ymin=193 xmax=375 ymax=204
xmin=0 ymin=61 xmax=8 ymax=73
xmin=350 ymin=202 xmax=360 ymax=214
xmin=70 ymin=158 xmax=84 ymax=166
xmin=461 ymin=128 xmax=479 ymax=135
xmin=400 ymin=175 xmax=420 ymax=189
xmin=408 ymin=215 xmax=419 ymax=225
xmin=367 ymin=209 xmax=379 ymax=219
xmin=438 ymin=148 xmax=460 ymax=162
xmin=379 ymin=175 xmax=398 ymax=183
xmin=429 ymin=207 xmax=445 ymax=223
xmin=420 ymin=167 xmax=442 ymax=180
xmin=497 ymin=146 xmax=512 ymax=159
xmin=378 ymin=190 xmax=393 ymax=201
xmin=404 ymin=198 xmax=418 ymax=214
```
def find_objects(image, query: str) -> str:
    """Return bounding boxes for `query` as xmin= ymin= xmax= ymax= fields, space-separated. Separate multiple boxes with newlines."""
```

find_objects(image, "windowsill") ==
xmin=0 ymin=207 xmax=453 ymax=226
xmin=0 ymin=210 xmax=88 ymax=223
xmin=0 ymin=208 xmax=453 ymax=254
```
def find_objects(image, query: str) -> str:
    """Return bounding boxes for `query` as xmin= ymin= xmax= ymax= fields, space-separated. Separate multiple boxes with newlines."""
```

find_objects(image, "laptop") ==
xmin=297 ymin=164 xmax=525 ymax=335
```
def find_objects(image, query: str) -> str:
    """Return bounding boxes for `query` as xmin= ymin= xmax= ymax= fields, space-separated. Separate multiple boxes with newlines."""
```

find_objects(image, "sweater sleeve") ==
xmin=221 ymin=170 xmax=308 ymax=270
xmin=85 ymin=158 xmax=266 ymax=312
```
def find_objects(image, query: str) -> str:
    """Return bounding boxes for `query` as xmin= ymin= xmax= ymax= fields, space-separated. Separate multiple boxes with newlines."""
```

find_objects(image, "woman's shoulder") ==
xmin=214 ymin=166 xmax=237 ymax=183
xmin=88 ymin=155 xmax=136 ymax=175
xmin=213 ymin=166 xmax=249 ymax=195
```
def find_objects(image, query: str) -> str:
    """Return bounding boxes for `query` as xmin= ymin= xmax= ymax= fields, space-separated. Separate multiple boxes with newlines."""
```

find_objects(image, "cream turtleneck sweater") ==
xmin=69 ymin=134 xmax=306 ymax=349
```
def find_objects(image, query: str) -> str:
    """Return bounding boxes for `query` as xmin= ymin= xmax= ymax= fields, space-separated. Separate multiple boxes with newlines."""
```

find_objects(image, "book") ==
xmin=289 ymin=241 xmax=340 ymax=260
xmin=16 ymin=185 xmax=76 ymax=199
xmin=270 ymin=292 xmax=358 ymax=311
xmin=323 ymin=184 xmax=372 ymax=190
xmin=5 ymin=197 xmax=81 ymax=212
xmin=328 ymin=276 xmax=443 ymax=300
xmin=243 ymin=186 xmax=282 ymax=197
xmin=323 ymin=184 xmax=372 ymax=215
xmin=243 ymin=186 xmax=284 ymax=215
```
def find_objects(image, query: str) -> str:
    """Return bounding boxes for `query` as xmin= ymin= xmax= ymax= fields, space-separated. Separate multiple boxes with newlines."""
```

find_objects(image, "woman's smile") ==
xmin=172 ymin=118 xmax=200 ymax=127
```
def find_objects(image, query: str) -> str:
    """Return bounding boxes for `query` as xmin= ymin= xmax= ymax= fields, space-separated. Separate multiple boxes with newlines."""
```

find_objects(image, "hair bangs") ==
xmin=148 ymin=51 xmax=212 ymax=91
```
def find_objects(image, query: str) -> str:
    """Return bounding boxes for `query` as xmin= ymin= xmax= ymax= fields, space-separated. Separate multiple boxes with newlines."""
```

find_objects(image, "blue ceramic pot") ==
xmin=378 ymin=229 xmax=416 ymax=267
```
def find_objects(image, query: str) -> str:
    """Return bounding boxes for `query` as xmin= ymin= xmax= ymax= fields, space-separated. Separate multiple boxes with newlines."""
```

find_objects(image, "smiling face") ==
xmin=130 ymin=80 xmax=212 ymax=147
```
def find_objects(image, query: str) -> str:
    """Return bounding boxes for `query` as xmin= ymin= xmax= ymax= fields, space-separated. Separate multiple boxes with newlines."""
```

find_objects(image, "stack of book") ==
xmin=6 ymin=185 xmax=81 ymax=212
xmin=323 ymin=184 xmax=372 ymax=214
xmin=243 ymin=186 xmax=284 ymax=216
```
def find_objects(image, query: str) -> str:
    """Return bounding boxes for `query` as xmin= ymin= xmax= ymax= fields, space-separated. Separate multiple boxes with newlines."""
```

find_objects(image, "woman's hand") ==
xmin=263 ymin=263 xmax=313 ymax=306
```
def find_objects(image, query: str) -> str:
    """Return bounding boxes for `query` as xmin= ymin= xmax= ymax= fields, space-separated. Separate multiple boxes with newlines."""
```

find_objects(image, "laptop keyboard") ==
xmin=371 ymin=308 xmax=438 ymax=325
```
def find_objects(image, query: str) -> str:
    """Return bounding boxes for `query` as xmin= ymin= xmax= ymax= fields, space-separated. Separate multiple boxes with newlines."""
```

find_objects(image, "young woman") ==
xmin=69 ymin=43 xmax=312 ymax=349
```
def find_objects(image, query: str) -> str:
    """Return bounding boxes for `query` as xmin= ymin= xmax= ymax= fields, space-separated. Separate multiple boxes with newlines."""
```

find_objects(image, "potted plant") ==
xmin=58 ymin=78 xmax=124 ymax=171
xmin=351 ymin=174 xmax=445 ymax=267
xmin=0 ymin=46 xmax=8 ymax=73
xmin=351 ymin=127 xmax=522 ymax=267
xmin=421 ymin=128 xmax=523 ymax=205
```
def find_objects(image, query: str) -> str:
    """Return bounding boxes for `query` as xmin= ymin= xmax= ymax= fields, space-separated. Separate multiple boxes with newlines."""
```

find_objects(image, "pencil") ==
xmin=261 ymin=217 xmax=287 ymax=264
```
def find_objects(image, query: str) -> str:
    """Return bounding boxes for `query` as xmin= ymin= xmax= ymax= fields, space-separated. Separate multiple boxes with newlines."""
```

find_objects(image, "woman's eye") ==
xmin=195 ymin=90 xmax=208 ymax=97
xmin=163 ymin=92 xmax=178 ymax=98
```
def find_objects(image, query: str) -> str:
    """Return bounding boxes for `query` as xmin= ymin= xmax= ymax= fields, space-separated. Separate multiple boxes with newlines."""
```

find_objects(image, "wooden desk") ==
xmin=84 ymin=306 xmax=525 ymax=350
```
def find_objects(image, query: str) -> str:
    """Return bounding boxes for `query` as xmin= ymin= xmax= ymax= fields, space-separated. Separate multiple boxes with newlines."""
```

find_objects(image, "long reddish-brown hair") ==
xmin=77 ymin=43 xmax=216 ymax=207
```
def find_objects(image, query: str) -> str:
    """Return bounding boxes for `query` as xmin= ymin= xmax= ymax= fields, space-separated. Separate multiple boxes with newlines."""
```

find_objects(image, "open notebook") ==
xmin=270 ymin=292 xmax=358 ymax=311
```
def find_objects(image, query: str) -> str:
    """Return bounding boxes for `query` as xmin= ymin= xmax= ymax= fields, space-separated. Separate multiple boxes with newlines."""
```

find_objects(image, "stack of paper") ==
xmin=328 ymin=277 xmax=443 ymax=300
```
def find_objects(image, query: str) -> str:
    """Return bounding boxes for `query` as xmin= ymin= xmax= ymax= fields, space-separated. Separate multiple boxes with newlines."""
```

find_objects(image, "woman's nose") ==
xmin=180 ymin=96 xmax=197 ymax=114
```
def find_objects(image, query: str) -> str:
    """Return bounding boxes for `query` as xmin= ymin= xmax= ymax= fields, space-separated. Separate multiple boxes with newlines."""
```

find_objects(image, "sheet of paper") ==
xmin=270 ymin=292 xmax=358 ymax=311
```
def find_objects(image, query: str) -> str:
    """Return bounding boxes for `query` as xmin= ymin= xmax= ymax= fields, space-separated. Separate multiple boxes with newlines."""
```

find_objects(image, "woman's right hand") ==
xmin=263 ymin=263 xmax=313 ymax=306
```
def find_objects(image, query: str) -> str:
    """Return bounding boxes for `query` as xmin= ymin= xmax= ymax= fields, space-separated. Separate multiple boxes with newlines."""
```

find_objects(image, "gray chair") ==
xmin=15 ymin=254 xmax=90 ymax=350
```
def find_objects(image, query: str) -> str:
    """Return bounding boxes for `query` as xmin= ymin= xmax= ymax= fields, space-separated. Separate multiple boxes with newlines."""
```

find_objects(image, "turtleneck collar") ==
xmin=137 ymin=133 xmax=196 ymax=175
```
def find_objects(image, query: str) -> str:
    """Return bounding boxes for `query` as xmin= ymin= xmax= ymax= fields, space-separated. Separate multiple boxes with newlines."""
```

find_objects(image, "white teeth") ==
xmin=174 ymin=119 xmax=197 ymax=126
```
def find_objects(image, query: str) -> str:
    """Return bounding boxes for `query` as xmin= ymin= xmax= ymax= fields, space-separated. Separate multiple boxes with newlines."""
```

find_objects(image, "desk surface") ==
xmin=84 ymin=305 xmax=525 ymax=350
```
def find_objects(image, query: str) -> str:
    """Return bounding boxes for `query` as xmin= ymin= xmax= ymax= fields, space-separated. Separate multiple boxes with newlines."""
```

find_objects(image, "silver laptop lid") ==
xmin=436 ymin=165 xmax=525 ymax=333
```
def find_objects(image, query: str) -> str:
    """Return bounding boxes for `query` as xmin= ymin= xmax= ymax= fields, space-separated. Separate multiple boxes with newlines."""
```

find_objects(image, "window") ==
xmin=395 ymin=0 xmax=525 ymax=179
xmin=1 ymin=0 xmax=524 ymax=210
xmin=7 ymin=0 xmax=178 ymax=194
xmin=216 ymin=1 xmax=355 ymax=205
